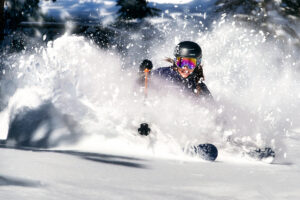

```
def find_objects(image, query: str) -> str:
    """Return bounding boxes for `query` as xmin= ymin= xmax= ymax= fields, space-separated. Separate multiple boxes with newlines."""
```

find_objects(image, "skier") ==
xmin=138 ymin=41 xmax=218 ymax=161
xmin=139 ymin=41 xmax=213 ymax=100
xmin=138 ymin=41 xmax=275 ymax=162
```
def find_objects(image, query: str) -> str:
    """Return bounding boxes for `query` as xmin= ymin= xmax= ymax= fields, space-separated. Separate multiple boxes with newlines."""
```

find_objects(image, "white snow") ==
xmin=1 ymin=138 xmax=300 ymax=200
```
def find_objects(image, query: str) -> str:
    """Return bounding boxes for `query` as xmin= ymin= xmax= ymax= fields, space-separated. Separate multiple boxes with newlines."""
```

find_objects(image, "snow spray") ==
xmin=0 ymin=17 xmax=299 ymax=162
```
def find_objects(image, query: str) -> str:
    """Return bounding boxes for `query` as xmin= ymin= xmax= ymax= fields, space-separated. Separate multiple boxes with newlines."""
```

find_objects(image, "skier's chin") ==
xmin=180 ymin=72 xmax=191 ymax=78
xmin=178 ymin=68 xmax=193 ymax=78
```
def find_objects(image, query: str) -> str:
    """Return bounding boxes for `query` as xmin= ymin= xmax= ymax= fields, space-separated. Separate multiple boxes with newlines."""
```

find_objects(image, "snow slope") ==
xmin=1 ymin=139 xmax=300 ymax=200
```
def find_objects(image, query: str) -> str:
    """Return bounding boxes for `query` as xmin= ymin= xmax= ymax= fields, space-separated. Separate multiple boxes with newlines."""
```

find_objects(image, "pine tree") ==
xmin=215 ymin=0 xmax=300 ymax=47
xmin=0 ymin=0 xmax=4 ymax=40
xmin=116 ymin=0 xmax=160 ymax=20
xmin=5 ymin=0 xmax=41 ymax=29
xmin=215 ymin=0 xmax=300 ymax=18
xmin=281 ymin=0 xmax=300 ymax=17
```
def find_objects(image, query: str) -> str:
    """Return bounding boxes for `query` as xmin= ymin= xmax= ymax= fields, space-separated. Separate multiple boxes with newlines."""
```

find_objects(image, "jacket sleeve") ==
xmin=198 ymin=82 xmax=214 ymax=101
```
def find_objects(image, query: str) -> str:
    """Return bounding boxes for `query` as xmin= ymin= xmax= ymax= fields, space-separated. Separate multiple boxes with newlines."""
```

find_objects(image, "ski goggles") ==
xmin=175 ymin=57 xmax=199 ymax=70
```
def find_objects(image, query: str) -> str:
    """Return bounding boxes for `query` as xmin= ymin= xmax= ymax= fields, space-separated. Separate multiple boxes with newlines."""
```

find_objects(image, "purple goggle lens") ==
xmin=175 ymin=57 xmax=198 ymax=69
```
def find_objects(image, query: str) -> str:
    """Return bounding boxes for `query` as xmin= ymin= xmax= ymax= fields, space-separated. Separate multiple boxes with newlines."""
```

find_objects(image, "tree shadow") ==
xmin=272 ymin=162 xmax=294 ymax=166
xmin=2 ymin=100 xmax=148 ymax=169
xmin=84 ymin=157 xmax=147 ymax=168
xmin=0 ymin=176 xmax=42 ymax=187
xmin=45 ymin=149 xmax=149 ymax=169
xmin=52 ymin=150 xmax=144 ymax=162
xmin=6 ymin=102 xmax=82 ymax=148
xmin=0 ymin=145 xmax=149 ymax=169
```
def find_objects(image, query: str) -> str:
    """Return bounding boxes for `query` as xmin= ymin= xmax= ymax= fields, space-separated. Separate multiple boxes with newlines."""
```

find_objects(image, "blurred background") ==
xmin=1 ymin=0 xmax=299 ymax=56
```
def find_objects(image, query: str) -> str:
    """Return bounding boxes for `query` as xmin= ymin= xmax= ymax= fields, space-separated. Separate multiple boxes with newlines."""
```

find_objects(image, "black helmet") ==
xmin=174 ymin=41 xmax=202 ymax=59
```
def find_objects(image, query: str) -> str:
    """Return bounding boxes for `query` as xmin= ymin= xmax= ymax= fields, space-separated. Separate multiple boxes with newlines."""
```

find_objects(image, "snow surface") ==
xmin=1 ymin=0 xmax=300 ymax=199
xmin=1 ymin=136 xmax=300 ymax=200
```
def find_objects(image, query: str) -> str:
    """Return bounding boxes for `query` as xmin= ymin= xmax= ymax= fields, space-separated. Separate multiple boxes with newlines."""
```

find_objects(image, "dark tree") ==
xmin=281 ymin=0 xmax=300 ymax=17
xmin=215 ymin=0 xmax=260 ymax=14
xmin=215 ymin=0 xmax=300 ymax=48
xmin=5 ymin=0 xmax=41 ymax=29
xmin=215 ymin=0 xmax=300 ymax=18
xmin=116 ymin=0 xmax=160 ymax=20
xmin=0 ymin=0 xmax=4 ymax=40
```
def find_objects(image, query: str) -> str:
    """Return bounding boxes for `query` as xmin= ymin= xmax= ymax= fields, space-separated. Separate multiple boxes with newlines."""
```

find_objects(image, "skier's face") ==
xmin=175 ymin=57 xmax=197 ymax=78
xmin=177 ymin=66 xmax=195 ymax=78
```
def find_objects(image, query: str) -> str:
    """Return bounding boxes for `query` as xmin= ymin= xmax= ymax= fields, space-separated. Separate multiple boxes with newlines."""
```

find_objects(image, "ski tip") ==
xmin=247 ymin=147 xmax=276 ymax=163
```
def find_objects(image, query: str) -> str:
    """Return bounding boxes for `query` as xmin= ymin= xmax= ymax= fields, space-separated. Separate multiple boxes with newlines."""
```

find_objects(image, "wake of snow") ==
xmin=0 ymin=17 xmax=299 ymax=163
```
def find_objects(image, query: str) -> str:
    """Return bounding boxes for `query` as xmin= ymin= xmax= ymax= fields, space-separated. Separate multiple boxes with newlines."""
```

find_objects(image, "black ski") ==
xmin=192 ymin=143 xmax=218 ymax=161
xmin=226 ymin=136 xmax=276 ymax=163
xmin=247 ymin=147 xmax=275 ymax=162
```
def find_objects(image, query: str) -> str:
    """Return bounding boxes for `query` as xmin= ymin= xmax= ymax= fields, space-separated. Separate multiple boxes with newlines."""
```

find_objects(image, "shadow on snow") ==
xmin=0 ymin=175 xmax=42 ymax=187
xmin=0 ymin=145 xmax=148 ymax=169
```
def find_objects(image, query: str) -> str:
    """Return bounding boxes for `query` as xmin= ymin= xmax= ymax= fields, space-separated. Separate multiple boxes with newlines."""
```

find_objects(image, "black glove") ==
xmin=139 ymin=59 xmax=153 ymax=72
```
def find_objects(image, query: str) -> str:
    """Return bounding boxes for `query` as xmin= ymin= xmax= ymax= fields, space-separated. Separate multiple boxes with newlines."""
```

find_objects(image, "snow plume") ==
xmin=148 ymin=16 xmax=300 ymax=161
xmin=0 ymin=35 xmax=126 ymax=147
xmin=0 ymin=33 xmax=215 ymax=159
xmin=127 ymin=16 xmax=300 ymax=161
xmin=1 ymin=16 xmax=300 ymax=162
xmin=202 ymin=21 xmax=300 ymax=161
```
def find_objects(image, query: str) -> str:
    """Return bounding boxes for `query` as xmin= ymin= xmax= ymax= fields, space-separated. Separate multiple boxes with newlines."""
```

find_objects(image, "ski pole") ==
xmin=144 ymin=68 xmax=150 ymax=98
xmin=139 ymin=59 xmax=153 ymax=98
xmin=138 ymin=59 xmax=153 ymax=136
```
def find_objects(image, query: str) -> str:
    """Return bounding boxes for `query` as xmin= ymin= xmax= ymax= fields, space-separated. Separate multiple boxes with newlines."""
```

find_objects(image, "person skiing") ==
xmin=139 ymin=41 xmax=213 ymax=100
xmin=137 ymin=41 xmax=218 ymax=161
xmin=138 ymin=42 xmax=276 ymax=162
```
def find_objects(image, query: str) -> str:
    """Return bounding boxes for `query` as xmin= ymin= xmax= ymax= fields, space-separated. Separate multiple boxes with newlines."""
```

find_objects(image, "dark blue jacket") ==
xmin=152 ymin=66 xmax=213 ymax=100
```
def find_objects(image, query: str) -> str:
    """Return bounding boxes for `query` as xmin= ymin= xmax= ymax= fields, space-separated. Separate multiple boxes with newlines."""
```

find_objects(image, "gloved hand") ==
xmin=139 ymin=59 xmax=153 ymax=72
